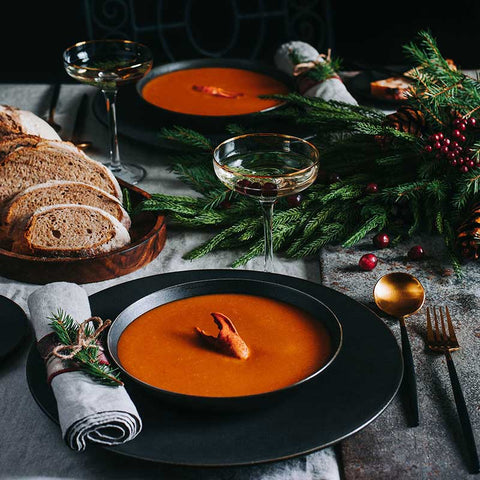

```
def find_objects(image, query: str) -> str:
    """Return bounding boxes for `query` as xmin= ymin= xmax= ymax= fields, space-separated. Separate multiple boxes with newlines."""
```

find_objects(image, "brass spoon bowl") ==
xmin=373 ymin=272 xmax=425 ymax=318
xmin=374 ymin=272 xmax=425 ymax=427
xmin=74 ymin=141 xmax=92 ymax=151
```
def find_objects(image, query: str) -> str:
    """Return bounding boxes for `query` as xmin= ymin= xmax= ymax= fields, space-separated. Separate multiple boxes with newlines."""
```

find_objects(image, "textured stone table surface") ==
xmin=0 ymin=83 xmax=479 ymax=480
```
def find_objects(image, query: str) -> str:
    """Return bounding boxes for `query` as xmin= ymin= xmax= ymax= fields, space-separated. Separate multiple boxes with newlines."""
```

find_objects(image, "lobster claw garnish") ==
xmin=195 ymin=312 xmax=250 ymax=360
xmin=192 ymin=85 xmax=244 ymax=98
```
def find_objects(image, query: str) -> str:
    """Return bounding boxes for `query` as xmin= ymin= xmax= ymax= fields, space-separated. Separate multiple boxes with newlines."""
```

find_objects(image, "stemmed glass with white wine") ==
xmin=63 ymin=39 xmax=153 ymax=184
xmin=213 ymin=133 xmax=319 ymax=272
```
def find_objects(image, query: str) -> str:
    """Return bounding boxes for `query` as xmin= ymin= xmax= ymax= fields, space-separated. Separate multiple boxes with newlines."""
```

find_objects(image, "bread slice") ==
xmin=0 ymin=133 xmax=42 ymax=161
xmin=370 ymin=76 xmax=412 ymax=101
xmin=3 ymin=180 xmax=131 ymax=233
xmin=13 ymin=204 xmax=130 ymax=257
xmin=0 ymin=105 xmax=61 ymax=141
xmin=370 ymin=59 xmax=457 ymax=102
xmin=0 ymin=140 xmax=122 ymax=206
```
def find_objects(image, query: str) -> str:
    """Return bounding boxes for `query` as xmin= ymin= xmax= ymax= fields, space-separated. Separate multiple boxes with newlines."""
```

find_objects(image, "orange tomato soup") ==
xmin=117 ymin=293 xmax=332 ymax=397
xmin=141 ymin=67 xmax=289 ymax=116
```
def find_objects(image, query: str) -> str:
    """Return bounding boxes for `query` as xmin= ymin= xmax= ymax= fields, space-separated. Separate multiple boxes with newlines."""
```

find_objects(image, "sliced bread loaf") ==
xmin=3 ymin=180 xmax=131 ymax=232
xmin=0 ymin=140 xmax=122 ymax=206
xmin=0 ymin=105 xmax=61 ymax=141
xmin=13 ymin=204 xmax=131 ymax=257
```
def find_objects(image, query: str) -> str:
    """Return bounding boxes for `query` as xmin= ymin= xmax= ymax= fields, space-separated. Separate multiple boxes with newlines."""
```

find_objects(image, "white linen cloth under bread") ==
xmin=275 ymin=40 xmax=358 ymax=105
xmin=27 ymin=281 xmax=142 ymax=452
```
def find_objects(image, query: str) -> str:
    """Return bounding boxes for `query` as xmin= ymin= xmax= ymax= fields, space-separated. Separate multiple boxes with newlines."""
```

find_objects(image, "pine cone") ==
xmin=456 ymin=202 xmax=480 ymax=261
xmin=384 ymin=106 xmax=426 ymax=136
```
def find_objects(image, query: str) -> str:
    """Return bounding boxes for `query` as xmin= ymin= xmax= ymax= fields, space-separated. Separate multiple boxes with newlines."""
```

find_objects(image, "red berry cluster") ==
xmin=423 ymin=117 xmax=478 ymax=173
xmin=357 ymin=235 xmax=427 ymax=271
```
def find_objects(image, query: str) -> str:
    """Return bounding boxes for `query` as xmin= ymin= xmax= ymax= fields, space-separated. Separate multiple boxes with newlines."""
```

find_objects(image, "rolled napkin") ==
xmin=274 ymin=40 xmax=358 ymax=105
xmin=28 ymin=281 xmax=142 ymax=452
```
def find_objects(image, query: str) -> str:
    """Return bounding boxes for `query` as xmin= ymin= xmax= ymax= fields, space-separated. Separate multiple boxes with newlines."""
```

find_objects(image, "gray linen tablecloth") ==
xmin=0 ymin=84 xmax=339 ymax=480
xmin=0 ymin=83 xmax=479 ymax=479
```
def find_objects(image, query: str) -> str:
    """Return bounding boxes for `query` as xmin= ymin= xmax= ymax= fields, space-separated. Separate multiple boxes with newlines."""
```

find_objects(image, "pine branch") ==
xmin=48 ymin=309 xmax=77 ymax=345
xmin=452 ymin=168 xmax=480 ymax=210
xmin=342 ymin=211 xmax=388 ymax=247
xmin=48 ymin=310 xmax=123 ymax=387
xmin=158 ymin=126 xmax=213 ymax=152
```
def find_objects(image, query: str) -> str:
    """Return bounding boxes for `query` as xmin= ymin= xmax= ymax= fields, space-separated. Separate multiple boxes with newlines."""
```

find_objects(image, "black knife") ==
xmin=46 ymin=82 xmax=62 ymax=132
xmin=70 ymin=93 xmax=92 ymax=150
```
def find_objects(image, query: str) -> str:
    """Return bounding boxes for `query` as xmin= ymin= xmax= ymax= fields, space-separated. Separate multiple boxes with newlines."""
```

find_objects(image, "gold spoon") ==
xmin=373 ymin=272 xmax=425 ymax=427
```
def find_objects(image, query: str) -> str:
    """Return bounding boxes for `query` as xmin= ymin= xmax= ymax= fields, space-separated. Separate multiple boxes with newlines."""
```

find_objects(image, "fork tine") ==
xmin=433 ymin=307 xmax=441 ymax=342
xmin=445 ymin=306 xmax=459 ymax=347
xmin=439 ymin=307 xmax=447 ymax=341
xmin=426 ymin=307 xmax=435 ymax=344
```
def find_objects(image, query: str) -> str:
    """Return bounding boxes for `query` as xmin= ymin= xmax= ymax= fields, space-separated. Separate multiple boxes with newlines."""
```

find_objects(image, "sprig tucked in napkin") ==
xmin=274 ymin=40 xmax=358 ymax=105
xmin=28 ymin=282 xmax=142 ymax=452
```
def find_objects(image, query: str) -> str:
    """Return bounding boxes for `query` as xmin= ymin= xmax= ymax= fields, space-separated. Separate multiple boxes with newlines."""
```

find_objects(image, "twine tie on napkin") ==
xmin=52 ymin=316 xmax=111 ymax=360
xmin=275 ymin=40 xmax=358 ymax=105
xmin=292 ymin=50 xmax=333 ymax=77
xmin=28 ymin=282 xmax=142 ymax=452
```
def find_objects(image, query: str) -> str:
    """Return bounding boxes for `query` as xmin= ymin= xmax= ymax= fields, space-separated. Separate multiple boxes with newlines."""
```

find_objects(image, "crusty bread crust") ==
xmin=0 ymin=105 xmax=61 ymax=141
xmin=0 ymin=134 xmax=43 ymax=162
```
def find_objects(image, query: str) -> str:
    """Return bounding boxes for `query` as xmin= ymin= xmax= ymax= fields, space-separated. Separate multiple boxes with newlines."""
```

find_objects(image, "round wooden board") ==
xmin=0 ymin=180 xmax=166 ymax=284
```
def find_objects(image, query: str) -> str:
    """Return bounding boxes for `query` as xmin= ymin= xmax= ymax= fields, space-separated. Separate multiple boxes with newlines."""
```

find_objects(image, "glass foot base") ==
xmin=104 ymin=162 xmax=146 ymax=185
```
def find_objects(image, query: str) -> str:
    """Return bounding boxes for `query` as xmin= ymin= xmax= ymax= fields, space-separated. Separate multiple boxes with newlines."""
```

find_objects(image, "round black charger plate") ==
xmin=26 ymin=269 xmax=402 ymax=467
xmin=92 ymin=59 xmax=313 ymax=148
xmin=0 ymin=295 xmax=29 ymax=359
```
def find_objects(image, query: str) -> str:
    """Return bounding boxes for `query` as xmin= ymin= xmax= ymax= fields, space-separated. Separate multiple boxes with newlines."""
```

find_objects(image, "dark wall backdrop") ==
xmin=1 ymin=1 xmax=479 ymax=83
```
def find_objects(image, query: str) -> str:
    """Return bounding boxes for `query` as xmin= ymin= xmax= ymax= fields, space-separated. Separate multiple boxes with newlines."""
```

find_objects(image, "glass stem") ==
xmin=102 ymin=88 xmax=121 ymax=171
xmin=260 ymin=200 xmax=275 ymax=272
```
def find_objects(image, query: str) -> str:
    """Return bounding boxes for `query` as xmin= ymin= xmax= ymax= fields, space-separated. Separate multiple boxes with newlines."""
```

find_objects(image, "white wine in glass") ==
xmin=63 ymin=39 xmax=153 ymax=184
xmin=213 ymin=133 xmax=319 ymax=272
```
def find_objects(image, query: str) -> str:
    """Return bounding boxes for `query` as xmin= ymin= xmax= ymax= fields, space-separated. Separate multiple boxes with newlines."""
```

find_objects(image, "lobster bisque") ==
xmin=117 ymin=293 xmax=332 ymax=397
xmin=141 ymin=67 xmax=289 ymax=116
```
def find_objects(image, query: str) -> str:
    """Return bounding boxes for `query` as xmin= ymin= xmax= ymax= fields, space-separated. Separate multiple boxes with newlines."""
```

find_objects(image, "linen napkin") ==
xmin=28 ymin=281 xmax=142 ymax=452
xmin=274 ymin=40 xmax=358 ymax=105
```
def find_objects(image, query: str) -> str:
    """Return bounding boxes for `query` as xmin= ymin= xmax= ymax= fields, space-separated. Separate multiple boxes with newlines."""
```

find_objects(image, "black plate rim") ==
xmin=106 ymin=278 xmax=344 ymax=404
xmin=26 ymin=269 xmax=403 ymax=467
xmin=0 ymin=295 xmax=29 ymax=359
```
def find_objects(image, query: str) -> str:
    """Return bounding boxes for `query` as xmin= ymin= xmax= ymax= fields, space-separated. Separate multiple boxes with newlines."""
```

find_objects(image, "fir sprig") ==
xmin=48 ymin=310 xmax=123 ymax=387
xmin=288 ymin=49 xmax=342 ymax=83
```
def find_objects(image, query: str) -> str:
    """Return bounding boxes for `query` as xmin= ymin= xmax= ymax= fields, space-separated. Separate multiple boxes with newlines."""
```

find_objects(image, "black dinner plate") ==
xmin=26 ymin=269 xmax=403 ymax=467
xmin=0 ymin=295 xmax=29 ymax=359
xmin=92 ymin=59 xmax=312 ymax=148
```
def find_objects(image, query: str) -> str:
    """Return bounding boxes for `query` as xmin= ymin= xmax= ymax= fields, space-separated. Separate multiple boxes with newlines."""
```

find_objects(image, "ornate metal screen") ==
xmin=83 ymin=0 xmax=333 ymax=63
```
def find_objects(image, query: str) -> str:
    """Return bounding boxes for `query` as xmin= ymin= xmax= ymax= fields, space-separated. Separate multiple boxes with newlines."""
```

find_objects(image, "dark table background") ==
xmin=1 ymin=0 xmax=479 ymax=83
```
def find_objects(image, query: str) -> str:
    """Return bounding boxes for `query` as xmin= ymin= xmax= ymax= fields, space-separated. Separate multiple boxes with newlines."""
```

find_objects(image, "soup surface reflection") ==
xmin=117 ymin=293 xmax=332 ymax=397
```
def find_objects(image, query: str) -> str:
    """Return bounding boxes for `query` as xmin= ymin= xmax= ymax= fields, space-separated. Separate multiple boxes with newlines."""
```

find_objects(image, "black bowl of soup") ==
xmin=107 ymin=278 xmax=342 ymax=410
xmin=136 ymin=58 xmax=293 ymax=131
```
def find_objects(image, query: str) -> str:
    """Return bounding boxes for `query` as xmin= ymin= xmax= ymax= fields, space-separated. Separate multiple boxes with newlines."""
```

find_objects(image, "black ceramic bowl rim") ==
xmin=107 ymin=278 xmax=343 ymax=407
xmin=135 ymin=58 xmax=294 ymax=120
